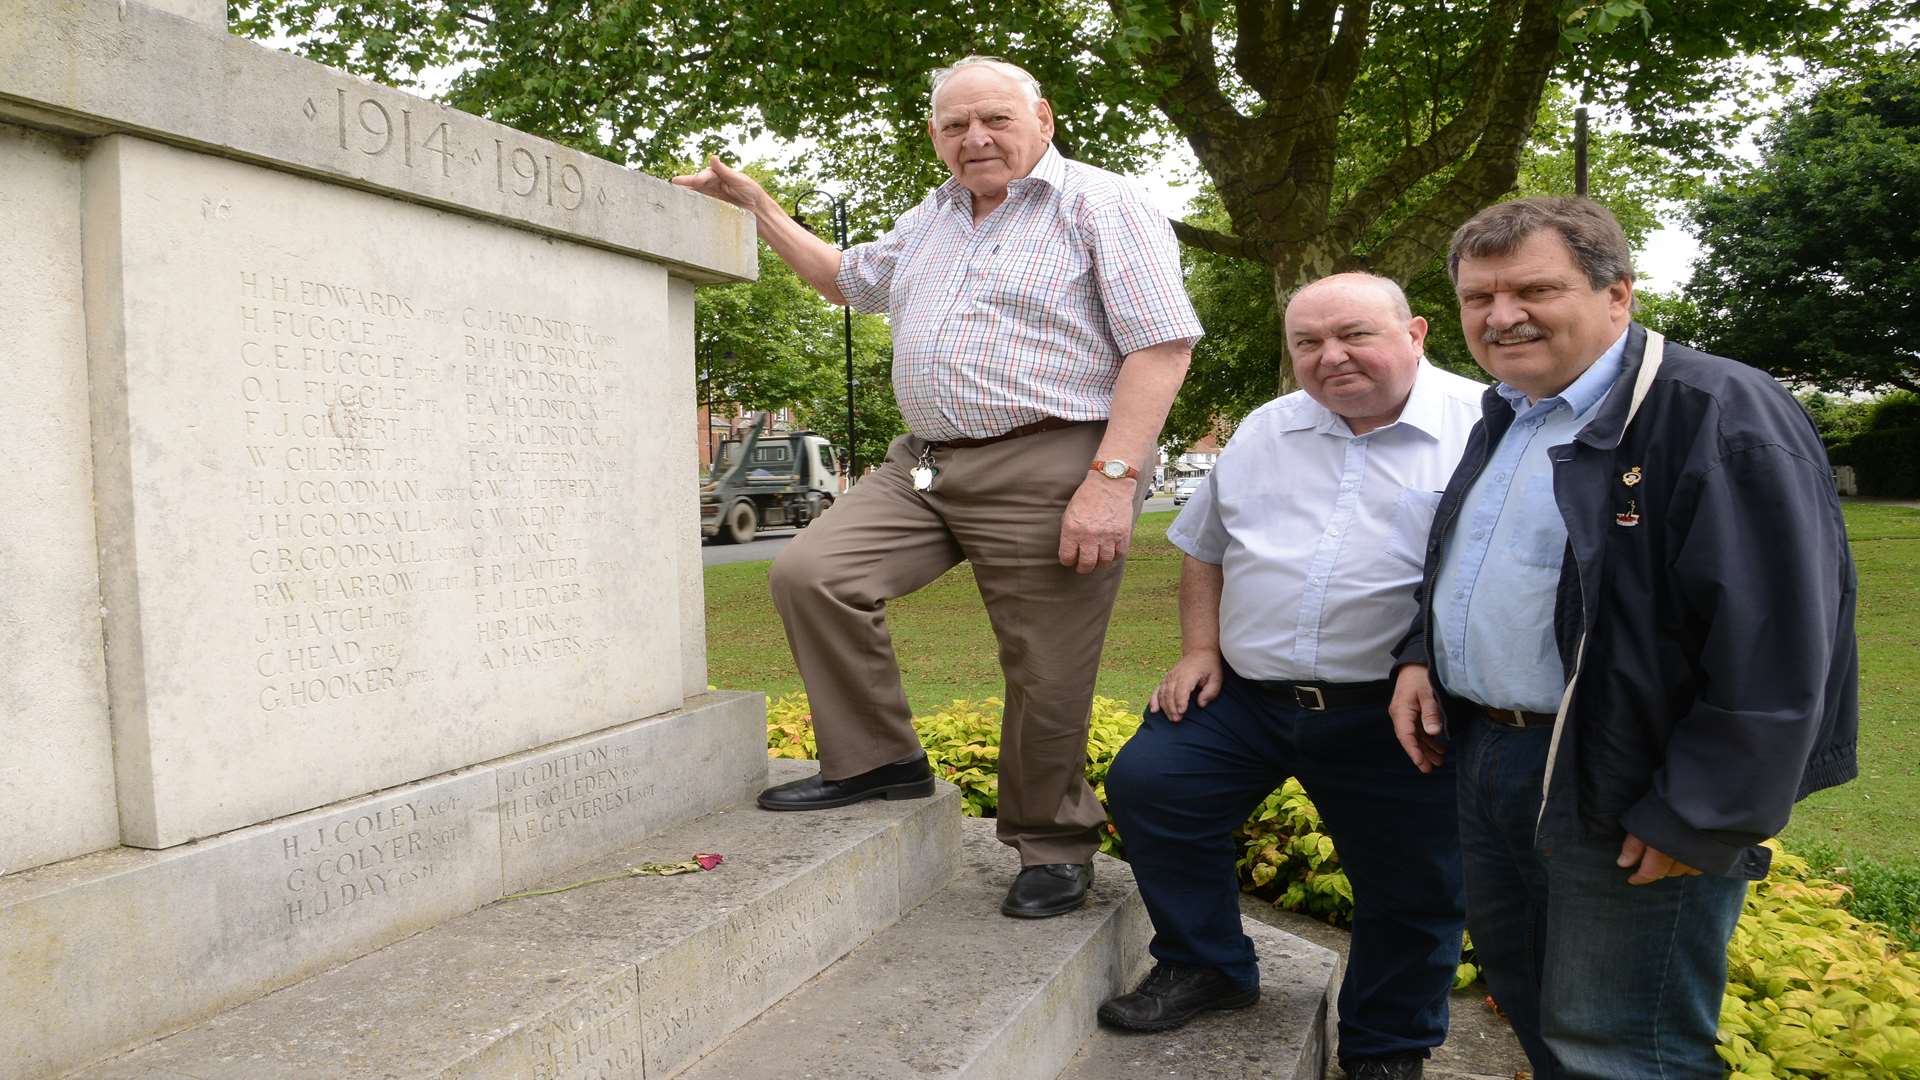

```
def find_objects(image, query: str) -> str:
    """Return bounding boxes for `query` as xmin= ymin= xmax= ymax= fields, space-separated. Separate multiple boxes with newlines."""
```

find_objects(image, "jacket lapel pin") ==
xmin=1622 ymin=466 xmax=1643 ymax=487
xmin=1615 ymin=498 xmax=1641 ymax=527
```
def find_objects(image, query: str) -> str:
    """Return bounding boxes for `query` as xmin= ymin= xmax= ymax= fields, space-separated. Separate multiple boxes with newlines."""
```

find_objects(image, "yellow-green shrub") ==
xmin=1718 ymin=845 xmax=1920 ymax=1079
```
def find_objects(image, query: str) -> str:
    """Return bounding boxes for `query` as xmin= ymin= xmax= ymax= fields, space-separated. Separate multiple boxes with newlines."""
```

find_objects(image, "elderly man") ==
xmin=673 ymin=56 xmax=1199 ymax=918
xmin=1099 ymin=274 xmax=1480 ymax=1080
xmin=1389 ymin=198 xmax=1858 ymax=1078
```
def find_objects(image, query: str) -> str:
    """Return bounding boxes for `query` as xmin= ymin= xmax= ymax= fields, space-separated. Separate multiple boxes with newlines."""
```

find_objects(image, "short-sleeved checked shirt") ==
xmin=835 ymin=148 xmax=1203 ymax=441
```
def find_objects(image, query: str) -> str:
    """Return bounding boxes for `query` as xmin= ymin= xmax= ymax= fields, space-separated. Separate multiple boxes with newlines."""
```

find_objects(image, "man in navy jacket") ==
xmin=1388 ymin=197 xmax=1857 ymax=1079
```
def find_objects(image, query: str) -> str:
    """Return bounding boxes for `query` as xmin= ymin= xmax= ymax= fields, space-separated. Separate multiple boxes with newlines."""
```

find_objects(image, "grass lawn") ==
xmin=706 ymin=503 xmax=1920 ymax=865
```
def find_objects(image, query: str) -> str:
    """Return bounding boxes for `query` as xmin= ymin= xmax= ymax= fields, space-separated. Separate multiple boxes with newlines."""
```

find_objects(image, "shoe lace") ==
xmin=1137 ymin=962 xmax=1183 ymax=995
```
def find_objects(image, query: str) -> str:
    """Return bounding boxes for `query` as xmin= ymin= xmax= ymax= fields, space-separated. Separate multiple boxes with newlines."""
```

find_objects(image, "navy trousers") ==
xmin=1107 ymin=667 xmax=1466 ymax=1064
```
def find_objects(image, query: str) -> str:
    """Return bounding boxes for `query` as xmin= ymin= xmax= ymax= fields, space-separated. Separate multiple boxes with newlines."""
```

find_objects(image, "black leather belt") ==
xmin=1253 ymin=679 xmax=1394 ymax=712
xmin=929 ymin=416 xmax=1087 ymax=449
xmin=1475 ymin=704 xmax=1556 ymax=728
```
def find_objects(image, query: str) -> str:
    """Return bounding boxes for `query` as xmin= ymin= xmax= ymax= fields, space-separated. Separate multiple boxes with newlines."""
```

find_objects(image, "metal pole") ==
xmin=1575 ymin=105 xmax=1589 ymax=197
xmin=796 ymin=189 xmax=856 ymax=484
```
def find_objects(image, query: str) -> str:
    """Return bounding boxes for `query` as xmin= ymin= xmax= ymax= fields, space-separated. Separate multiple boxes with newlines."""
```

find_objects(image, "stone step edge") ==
xmin=677 ymin=816 xmax=1155 ymax=1080
xmin=69 ymin=763 xmax=964 ymax=1080
xmin=4 ymin=692 xmax=769 ymax=1080
xmin=1057 ymin=910 xmax=1337 ymax=1080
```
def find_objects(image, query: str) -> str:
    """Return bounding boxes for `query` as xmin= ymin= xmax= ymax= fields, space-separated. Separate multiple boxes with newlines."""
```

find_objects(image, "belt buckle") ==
xmin=1294 ymin=685 xmax=1327 ymax=711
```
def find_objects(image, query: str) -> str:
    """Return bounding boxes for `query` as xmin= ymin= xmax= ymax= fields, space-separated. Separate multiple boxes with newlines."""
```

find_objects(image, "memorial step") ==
xmin=59 ymin=759 xmax=961 ymax=1080
xmin=4 ymin=692 xmax=770 ymax=1080
xmin=674 ymin=818 xmax=1153 ymax=1080
xmin=1056 ymin=913 xmax=1336 ymax=1080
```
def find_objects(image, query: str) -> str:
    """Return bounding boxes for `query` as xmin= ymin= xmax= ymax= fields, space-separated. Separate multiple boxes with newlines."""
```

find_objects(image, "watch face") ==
xmin=1101 ymin=460 xmax=1129 ymax=479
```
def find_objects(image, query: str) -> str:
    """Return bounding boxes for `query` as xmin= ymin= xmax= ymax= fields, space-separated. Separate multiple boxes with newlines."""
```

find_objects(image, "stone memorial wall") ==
xmin=1 ymin=0 xmax=756 ymax=866
xmin=0 ymin=2 xmax=768 ymax=1071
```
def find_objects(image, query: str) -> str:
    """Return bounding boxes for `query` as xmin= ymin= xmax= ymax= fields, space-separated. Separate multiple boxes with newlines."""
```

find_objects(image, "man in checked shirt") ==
xmin=674 ymin=55 xmax=1200 ymax=918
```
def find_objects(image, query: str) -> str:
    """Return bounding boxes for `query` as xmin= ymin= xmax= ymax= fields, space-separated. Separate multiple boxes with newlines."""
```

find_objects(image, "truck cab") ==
xmin=700 ymin=416 xmax=841 ymax=544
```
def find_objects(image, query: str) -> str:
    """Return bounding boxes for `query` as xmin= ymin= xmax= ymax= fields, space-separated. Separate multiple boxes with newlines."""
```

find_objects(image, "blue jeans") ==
xmin=1455 ymin=714 xmax=1749 ymax=1079
xmin=1107 ymin=668 xmax=1465 ymax=1065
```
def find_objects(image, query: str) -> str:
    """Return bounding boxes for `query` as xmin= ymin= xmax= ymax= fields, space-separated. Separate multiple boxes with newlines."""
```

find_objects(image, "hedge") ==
xmin=1828 ymin=427 xmax=1920 ymax=498
xmin=766 ymin=694 xmax=1920 ymax=1075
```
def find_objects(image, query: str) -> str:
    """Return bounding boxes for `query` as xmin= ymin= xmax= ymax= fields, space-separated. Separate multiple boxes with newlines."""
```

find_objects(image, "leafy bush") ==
xmin=1828 ymin=427 xmax=1920 ymax=498
xmin=1718 ymin=845 xmax=1920 ymax=1079
xmin=1785 ymin=839 xmax=1920 ymax=953
xmin=765 ymin=693 xmax=1139 ymax=853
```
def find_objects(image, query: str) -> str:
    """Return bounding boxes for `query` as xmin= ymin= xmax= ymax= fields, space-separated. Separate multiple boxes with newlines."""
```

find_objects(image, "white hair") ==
xmin=928 ymin=56 xmax=1044 ymax=108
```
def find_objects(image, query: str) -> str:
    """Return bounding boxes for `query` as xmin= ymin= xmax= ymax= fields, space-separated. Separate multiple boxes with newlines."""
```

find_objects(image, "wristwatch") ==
xmin=1091 ymin=459 xmax=1139 ymax=481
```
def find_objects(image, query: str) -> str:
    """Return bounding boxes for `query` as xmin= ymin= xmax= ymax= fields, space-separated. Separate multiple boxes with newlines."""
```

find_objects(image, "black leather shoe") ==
xmin=1345 ymin=1054 xmax=1425 ymax=1080
xmin=1096 ymin=962 xmax=1260 ymax=1031
xmin=756 ymin=756 xmax=934 ymax=810
xmin=1000 ymin=862 xmax=1094 ymax=918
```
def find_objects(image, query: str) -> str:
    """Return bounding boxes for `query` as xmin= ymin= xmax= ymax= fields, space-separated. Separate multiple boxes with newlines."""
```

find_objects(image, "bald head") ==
xmin=1286 ymin=273 xmax=1413 ymax=325
xmin=1284 ymin=273 xmax=1428 ymax=434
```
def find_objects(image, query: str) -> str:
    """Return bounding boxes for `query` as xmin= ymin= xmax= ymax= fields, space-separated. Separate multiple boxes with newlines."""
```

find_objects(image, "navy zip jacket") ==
xmin=1394 ymin=324 xmax=1858 ymax=879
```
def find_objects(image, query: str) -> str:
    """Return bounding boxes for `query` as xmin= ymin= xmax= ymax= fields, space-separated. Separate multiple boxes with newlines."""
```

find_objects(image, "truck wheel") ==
xmin=723 ymin=501 xmax=757 ymax=545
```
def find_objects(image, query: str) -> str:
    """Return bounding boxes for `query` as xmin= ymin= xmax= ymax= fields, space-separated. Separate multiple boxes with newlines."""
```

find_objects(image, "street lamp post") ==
xmin=794 ymin=189 xmax=856 ymax=485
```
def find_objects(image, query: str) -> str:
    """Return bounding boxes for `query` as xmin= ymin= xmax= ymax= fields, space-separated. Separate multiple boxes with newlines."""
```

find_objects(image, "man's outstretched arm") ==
xmin=672 ymin=156 xmax=847 ymax=304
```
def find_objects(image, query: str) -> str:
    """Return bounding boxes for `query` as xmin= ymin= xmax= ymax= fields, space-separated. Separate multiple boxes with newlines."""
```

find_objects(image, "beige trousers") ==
xmin=768 ymin=421 xmax=1140 ymax=865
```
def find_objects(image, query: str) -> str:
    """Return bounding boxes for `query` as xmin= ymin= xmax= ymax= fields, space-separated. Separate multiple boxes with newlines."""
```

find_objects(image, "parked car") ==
xmin=1172 ymin=476 xmax=1205 ymax=506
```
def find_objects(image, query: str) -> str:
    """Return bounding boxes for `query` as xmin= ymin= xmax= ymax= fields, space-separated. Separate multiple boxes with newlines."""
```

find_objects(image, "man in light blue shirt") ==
xmin=1428 ymin=332 xmax=1625 ymax=712
xmin=1100 ymin=274 xmax=1484 ymax=1080
xmin=1390 ymin=198 xmax=1857 ymax=1079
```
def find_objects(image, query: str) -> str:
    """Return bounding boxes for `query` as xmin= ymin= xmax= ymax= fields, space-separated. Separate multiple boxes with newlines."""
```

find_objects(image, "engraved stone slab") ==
xmin=0 ymin=120 xmax=120 ymax=876
xmin=0 ymin=0 xmax=754 ymax=283
xmin=85 ymin=135 xmax=683 ymax=846
xmin=493 ymin=691 xmax=767 ymax=894
xmin=0 ymin=768 xmax=500 ymax=1080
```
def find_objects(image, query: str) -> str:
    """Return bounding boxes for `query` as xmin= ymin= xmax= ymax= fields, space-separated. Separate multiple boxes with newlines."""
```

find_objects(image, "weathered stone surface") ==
xmin=86 ymin=134 xmax=687 ymax=847
xmin=0 ymin=0 xmax=755 ymax=283
xmin=493 ymin=691 xmax=766 ymax=894
xmin=4 ymin=697 xmax=771 ymax=1079
xmin=678 ymin=817 xmax=1153 ymax=1080
xmin=667 ymin=279 xmax=708 ymax=699
xmin=0 ymin=120 xmax=120 ymax=877
xmin=141 ymin=0 xmax=221 ymax=27
xmin=1 ymin=768 xmax=501 ymax=1080
xmin=1058 ymin=913 xmax=1336 ymax=1080
xmin=70 ymin=763 xmax=960 ymax=1080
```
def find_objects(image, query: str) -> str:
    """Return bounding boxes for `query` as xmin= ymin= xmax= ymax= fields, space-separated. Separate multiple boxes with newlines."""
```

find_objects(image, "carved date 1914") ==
xmin=305 ymin=91 xmax=590 ymax=211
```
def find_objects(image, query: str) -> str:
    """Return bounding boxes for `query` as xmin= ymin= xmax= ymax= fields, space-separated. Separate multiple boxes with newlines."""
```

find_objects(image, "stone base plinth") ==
xmin=2 ymin=692 xmax=766 ymax=1079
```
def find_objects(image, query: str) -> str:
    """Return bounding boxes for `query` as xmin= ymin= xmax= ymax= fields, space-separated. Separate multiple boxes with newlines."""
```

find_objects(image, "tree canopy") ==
xmin=1163 ymin=84 xmax=1684 ymax=447
xmin=1680 ymin=51 xmax=1920 ymax=395
xmin=235 ymin=0 xmax=1908 ymax=418
xmin=236 ymin=0 xmax=1893 ymax=289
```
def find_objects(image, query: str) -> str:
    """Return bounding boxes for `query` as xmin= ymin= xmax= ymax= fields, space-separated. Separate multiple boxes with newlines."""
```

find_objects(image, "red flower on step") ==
xmin=695 ymin=853 xmax=724 ymax=871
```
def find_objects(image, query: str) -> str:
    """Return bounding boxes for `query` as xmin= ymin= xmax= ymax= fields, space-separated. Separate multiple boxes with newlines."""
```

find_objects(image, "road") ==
xmin=700 ymin=494 xmax=1182 ymax=567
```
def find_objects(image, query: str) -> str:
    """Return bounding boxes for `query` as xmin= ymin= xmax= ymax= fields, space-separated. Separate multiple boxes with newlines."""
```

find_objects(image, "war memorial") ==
xmin=0 ymin=2 xmax=1334 ymax=1075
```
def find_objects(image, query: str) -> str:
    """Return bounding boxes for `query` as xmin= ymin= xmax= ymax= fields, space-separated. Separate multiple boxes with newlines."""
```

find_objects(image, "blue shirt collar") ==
xmin=935 ymin=146 xmax=1064 ymax=208
xmin=1496 ymin=327 xmax=1630 ymax=418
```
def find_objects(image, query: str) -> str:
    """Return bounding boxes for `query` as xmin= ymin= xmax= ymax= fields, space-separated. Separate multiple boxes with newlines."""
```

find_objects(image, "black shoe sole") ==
xmin=756 ymin=777 xmax=936 ymax=811
xmin=1095 ymin=987 xmax=1261 ymax=1032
